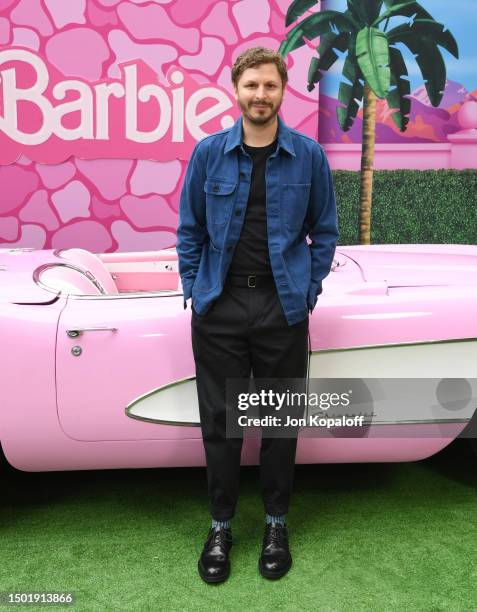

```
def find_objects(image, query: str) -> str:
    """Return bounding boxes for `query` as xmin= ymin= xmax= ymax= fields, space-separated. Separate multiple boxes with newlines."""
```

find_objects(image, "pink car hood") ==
xmin=338 ymin=244 xmax=477 ymax=287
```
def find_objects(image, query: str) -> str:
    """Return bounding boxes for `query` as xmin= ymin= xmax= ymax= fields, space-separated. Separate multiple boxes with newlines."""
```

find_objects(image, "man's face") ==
xmin=233 ymin=63 xmax=285 ymax=127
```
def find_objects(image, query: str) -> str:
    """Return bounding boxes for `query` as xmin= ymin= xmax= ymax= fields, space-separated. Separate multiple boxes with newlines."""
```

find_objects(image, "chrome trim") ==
xmin=331 ymin=258 xmax=347 ymax=272
xmin=33 ymin=262 xmax=107 ymax=295
xmin=125 ymin=376 xmax=199 ymax=426
xmin=125 ymin=376 xmax=195 ymax=407
xmin=335 ymin=250 xmax=366 ymax=280
xmin=126 ymin=415 xmax=469 ymax=428
xmin=125 ymin=374 xmax=473 ymax=428
xmin=13 ymin=294 xmax=61 ymax=306
xmin=127 ymin=412 xmax=470 ymax=430
xmin=311 ymin=336 xmax=477 ymax=354
xmin=369 ymin=418 xmax=471 ymax=425
xmin=126 ymin=413 xmax=201 ymax=428
xmin=66 ymin=326 xmax=118 ymax=338
xmin=66 ymin=289 xmax=183 ymax=300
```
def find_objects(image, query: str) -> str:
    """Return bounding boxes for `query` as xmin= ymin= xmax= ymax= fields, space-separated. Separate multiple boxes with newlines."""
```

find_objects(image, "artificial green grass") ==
xmin=1 ymin=440 xmax=476 ymax=611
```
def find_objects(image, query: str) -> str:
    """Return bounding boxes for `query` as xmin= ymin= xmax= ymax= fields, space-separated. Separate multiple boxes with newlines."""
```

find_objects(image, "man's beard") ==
xmin=238 ymin=98 xmax=282 ymax=126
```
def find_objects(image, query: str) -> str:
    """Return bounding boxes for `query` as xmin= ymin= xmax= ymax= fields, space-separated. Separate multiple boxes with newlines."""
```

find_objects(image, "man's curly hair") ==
xmin=231 ymin=47 xmax=288 ymax=88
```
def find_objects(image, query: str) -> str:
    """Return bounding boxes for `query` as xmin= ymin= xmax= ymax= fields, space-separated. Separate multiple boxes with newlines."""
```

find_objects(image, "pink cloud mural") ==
xmin=0 ymin=0 xmax=319 ymax=251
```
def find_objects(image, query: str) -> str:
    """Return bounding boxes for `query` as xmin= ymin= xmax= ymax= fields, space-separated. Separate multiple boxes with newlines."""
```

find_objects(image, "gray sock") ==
xmin=266 ymin=513 xmax=285 ymax=526
xmin=211 ymin=519 xmax=231 ymax=531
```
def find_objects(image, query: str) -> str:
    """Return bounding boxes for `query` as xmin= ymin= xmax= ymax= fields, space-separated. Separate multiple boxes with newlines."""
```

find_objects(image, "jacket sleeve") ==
xmin=176 ymin=141 xmax=208 ymax=309
xmin=306 ymin=144 xmax=339 ymax=313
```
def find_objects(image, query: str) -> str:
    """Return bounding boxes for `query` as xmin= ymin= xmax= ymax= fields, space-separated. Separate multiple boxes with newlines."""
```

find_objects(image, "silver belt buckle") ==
xmin=247 ymin=275 xmax=256 ymax=288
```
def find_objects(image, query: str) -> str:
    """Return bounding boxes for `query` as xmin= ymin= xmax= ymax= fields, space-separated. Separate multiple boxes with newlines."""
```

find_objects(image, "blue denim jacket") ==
xmin=176 ymin=115 xmax=339 ymax=325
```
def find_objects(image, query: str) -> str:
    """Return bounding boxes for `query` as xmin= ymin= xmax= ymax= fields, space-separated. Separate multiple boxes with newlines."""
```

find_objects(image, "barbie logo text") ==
xmin=0 ymin=48 xmax=237 ymax=164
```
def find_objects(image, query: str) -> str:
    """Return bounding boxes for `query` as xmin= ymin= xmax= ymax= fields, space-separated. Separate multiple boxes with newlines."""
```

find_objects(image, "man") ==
xmin=176 ymin=47 xmax=338 ymax=583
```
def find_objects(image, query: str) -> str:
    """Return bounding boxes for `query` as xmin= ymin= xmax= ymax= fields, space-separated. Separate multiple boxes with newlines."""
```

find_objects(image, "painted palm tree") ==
xmin=279 ymin=0 xmax=458 ymax=244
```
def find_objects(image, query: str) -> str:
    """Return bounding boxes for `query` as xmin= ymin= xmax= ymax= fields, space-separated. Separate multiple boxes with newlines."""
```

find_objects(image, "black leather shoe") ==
xmin=198 ymin=527 xmax=233 ymax=583
xmin=259 ymin=523 xmax=292 ymax=579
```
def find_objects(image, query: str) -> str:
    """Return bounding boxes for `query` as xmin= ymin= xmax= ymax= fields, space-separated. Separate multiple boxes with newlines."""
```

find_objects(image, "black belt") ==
xmin=225 ymin=274 xmax=275 ymax=288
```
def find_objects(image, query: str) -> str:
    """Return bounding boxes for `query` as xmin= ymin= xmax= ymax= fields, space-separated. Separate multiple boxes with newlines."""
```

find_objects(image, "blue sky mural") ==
xmin=321 ymin=0 xmax=475 ymax=96
xmin=317 ymin=0 xmax=475 ymax=143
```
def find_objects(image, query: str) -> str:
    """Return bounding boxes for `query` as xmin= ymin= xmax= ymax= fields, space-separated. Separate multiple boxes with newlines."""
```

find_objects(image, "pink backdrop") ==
xmin=0 ymin=0 xmax=318 ymax=251
xmin=0 ymin=0 xmax=476 ymax=252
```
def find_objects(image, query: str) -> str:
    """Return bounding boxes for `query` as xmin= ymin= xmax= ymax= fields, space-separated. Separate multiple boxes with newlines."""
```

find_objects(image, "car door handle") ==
xmin=66 ymin=327 xmax=118 ymax=338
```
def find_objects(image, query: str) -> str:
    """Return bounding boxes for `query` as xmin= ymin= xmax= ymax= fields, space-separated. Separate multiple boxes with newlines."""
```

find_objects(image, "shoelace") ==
xmin=207 ymin=528 xmax=232 ymax=550
xmin=265 ymin=525 xmax=288 ymax=547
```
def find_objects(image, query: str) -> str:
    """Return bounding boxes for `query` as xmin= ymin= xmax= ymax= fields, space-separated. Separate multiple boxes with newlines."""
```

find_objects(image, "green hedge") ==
xmin=333 ymin=170 xmax=477 ymax=245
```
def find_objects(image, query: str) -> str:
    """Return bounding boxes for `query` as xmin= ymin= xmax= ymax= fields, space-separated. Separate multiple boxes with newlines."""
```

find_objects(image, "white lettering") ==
xmin=0 ymin=49 xmax=53 ymax=145
xmin=95 ymin=82 xmax=125 ymax=140
xmin=125 ymin=64 xmax=171 ymax=143
xmin=52 ymin=80 xmax=94 ymax=141
xmin=0 ymin=50 xmax=235 ymax=150
xmin=171 ymin=70 xmax=184 ymax=143
xmin=186 ymin=87 xmax=234 ymax=140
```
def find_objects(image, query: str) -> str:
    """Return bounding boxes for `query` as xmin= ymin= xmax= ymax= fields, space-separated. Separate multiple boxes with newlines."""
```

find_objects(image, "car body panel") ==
xmin=56 ymin=293 xmax=200 ymax=441
xmin=340 ymin=244 xmax=477 ymax=286
xmin=0 ymin=244 xmax=476 ymax=471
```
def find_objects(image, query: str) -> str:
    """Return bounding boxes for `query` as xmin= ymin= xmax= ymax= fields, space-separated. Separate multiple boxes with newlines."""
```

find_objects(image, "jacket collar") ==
xmin=224 ymin=114 xmax=296 ymax=157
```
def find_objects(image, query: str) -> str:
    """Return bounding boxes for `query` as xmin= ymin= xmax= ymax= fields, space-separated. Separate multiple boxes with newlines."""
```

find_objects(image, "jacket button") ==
xmin=240 ymin=172 xmax=246 ymax=178
xmin=227 ymin=246 xmax=233 ymax=252
xmin=235 ymin=210 xmax=241 ymax=216
xmin=212 ymin=184 xmax=219 ymax=192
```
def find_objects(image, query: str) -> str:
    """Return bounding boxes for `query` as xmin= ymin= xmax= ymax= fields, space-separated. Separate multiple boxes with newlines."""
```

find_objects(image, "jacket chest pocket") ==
xmin=204 ymin=178 xmax=237 ymax=226
xmin=281 ymin=183 xmax=311 ymax=230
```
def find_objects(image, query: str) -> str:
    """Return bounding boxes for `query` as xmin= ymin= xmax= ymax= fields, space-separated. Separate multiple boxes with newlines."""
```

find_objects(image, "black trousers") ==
xmin=191 ymin=280 xmax=309 ymax=521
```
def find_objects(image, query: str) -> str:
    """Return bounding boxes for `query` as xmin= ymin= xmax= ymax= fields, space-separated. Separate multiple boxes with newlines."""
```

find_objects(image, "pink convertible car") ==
xmin=0 ymin=244 xmax=476 ymax=472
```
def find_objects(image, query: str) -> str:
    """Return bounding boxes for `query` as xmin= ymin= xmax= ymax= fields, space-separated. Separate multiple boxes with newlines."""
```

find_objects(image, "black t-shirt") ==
xmin=228 ymin=138 xmax=278 ymax=276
